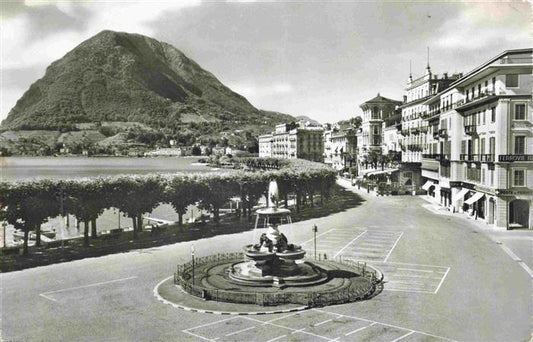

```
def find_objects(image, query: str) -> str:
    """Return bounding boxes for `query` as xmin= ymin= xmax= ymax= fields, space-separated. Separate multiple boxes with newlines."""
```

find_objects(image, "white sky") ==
xmin=0 ymin=0 xmax=530 ymax=124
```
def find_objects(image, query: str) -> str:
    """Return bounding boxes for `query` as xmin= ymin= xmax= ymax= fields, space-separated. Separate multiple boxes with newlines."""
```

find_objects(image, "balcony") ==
xmin=498 ymin=154 xmax=533 ymax=162
xmin=460 ymin=154 xmax=495 ymax=162
xmin=438 ymin=129 xmax=447 ymax=138
xmin=455 ymin=91 xmax=497 ymax=112
xmin=464 ymin=125 xmax=477 ymax=135
xmin=422 ymin=153 xmax=440 ymax=159
xmin=410 ymin=128 xmax=420 ymax=135
xmin=401 ymin=129 xmax=410 ymax=136
xmin=432 ymin=131 xmax=440 ymax=140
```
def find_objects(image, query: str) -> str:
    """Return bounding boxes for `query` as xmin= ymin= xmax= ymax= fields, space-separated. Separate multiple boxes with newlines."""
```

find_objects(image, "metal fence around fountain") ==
xmin=174 ymin=252 xmax=383 ymax=307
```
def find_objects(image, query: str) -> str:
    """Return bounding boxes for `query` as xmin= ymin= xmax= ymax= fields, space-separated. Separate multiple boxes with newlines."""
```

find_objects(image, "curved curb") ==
xmin=153 ymin=276 xmax=310 ymax=315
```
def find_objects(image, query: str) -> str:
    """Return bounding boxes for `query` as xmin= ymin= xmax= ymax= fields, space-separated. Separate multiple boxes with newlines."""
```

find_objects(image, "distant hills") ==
xmin=1 ymin=30 xmax=295 ymax=154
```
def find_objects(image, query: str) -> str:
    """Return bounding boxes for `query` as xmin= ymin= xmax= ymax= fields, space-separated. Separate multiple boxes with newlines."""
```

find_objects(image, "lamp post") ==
xmin=2 ymin=221 xmax=7 ymax=248
xmin=313 ymin=225 xmax=318 ymax=260
xmin=191 ymin=245 xmax=195 ymax=286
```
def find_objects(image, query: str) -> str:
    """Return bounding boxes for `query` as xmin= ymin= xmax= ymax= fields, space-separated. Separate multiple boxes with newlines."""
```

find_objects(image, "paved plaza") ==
xmin=1 ymin=181 xmax=531 ymax=341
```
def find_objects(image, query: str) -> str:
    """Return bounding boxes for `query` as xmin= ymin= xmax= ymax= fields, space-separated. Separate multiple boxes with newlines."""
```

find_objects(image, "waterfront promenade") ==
xmin=1 ymin=180 xmax=531 ymax=341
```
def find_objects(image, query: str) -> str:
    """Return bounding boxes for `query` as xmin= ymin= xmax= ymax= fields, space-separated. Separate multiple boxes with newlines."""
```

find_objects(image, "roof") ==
xmin=360 ymin=93 xmax=402 ymax=109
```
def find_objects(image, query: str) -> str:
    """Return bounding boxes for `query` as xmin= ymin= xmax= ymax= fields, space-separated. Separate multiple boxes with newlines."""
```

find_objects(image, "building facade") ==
xmin=324 ymin=125 xmax=357 ymax=171
xmin=258 ymin=133 xmax=273 ymax=157
xmin=399 ymin=65 xmax=462 ymax=189
xmin=421 ymin=48 xmax=532 ymax=229
xmin=357 ymin=94 xmax=401 ymax=168
xmin=258 ymin=123 xmax=324 ymax=162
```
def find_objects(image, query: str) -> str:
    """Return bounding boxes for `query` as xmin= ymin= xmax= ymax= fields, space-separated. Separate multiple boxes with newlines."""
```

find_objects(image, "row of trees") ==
xmin=0 ymin=160 xmax=337 ymax=255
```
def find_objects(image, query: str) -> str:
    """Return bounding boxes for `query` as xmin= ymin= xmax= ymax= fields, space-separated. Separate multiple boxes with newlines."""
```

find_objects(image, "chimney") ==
xmin=443 ymin=72 xmax=448 ymax=79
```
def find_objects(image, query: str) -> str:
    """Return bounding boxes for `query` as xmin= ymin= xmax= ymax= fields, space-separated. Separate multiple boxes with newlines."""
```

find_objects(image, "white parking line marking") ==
xmin=39 ymin=276 xmax=138 ymax=301
xmin=434 ymin=267 xmax=450 ymax=294
xmin=334 ymin=231 xmax=367 ymax=258
xmin=314 ymin=319 xmax=332 ymax=327
xmin=225 ymin=326 xmax=255 ymax=337
xmin=345 ymin=322 xmax=377 ymax=336
xmin=184 ymin=316 xmax=239 ymax=331
xmin=397 ymin=268 xmax=433 ymax=273
xmin=391 ymin=330 xmax=415 ymax=342
xmin=244 ymin=316 xmax=333 ymax=341
xmin=383 ymin=232 xmax=404 ymax=262
xmin=183 ymin=330 xmax=216 ymax=342
xmin=267 ymin=335 xmax=286 ymax=342
xmin=39 ymin=293 xmax=58 ymax=302
xmin=518 ymin=261 xmax=533 ymax=278
xmin=312 ymin=309 xmax=458 ymax=342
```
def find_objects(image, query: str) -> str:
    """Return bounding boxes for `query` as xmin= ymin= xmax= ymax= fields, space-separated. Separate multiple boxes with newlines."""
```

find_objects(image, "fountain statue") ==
xmin=229 ymin=180 xmax=326 ymax=287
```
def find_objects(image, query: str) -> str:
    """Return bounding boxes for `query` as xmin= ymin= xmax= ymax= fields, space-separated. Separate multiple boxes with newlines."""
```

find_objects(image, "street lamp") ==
xmin=191 ymin=245 xmax=195 ymax=286
xmin=2 ymin=221 xmax=7 ymax=248
xmin=313 ymin=225 xmax=318 ymax=260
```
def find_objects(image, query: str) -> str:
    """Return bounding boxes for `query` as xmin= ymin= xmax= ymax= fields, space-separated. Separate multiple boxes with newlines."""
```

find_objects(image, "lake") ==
xmin=0 ymin=156 xmax=209 ymax=182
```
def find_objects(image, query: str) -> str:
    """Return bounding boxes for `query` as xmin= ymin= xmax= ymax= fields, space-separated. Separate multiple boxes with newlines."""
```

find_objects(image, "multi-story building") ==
xmin=399 ymin=65 xmax=462 ymax=188
xmin=421 ymin=48 xmax=532 ymax=229
xmin=258 ymin=123 xmax=324 ymax=162
xmin=324 ymin=124 xmax=357 ymax=171
xmin=258 ymin=133 xmax=273 ymax=157
xmin=357 ymin=93 xmax=401 ymax=168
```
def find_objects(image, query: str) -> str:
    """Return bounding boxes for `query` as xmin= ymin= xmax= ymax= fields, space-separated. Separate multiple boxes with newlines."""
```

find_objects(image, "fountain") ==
xmin=228 ymin=180 xmax=327 ymax=288
xmin=162 ymin=179 xmax=384 ymax=308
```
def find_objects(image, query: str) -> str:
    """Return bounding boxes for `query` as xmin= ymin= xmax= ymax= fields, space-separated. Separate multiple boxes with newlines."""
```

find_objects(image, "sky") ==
xmin=0 ymin=0 xmax=530 ymax=124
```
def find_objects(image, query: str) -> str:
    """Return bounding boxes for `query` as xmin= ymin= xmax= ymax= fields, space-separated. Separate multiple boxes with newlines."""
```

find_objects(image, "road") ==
xmin=1 ymin=181 xmax=531 ymax=341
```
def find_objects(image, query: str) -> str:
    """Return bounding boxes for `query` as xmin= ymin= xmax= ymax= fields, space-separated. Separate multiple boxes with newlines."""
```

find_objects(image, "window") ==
xmin=515 ymin=104 xmax=526 ymax=120
xmin=514 ymin=136 xmax=525 ymax=154
xmin=491 ymin=107 xmax=496 ymax=122
xmin=490 ymin=169 xmax=494 ymax=186
xmin=489 ymin=137 xmax=495 ymax=155
xmin=513 ymin=169 xmax=525 ymax=187
xmin=492 ymin=77 xmax=496 ymax=92
xmin=506 ymin=74 xmax=519 ymax=88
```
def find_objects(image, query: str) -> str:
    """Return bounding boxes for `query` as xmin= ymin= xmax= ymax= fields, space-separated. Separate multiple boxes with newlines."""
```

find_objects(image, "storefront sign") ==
xmin=496 ymin=189 xmax=533 ymax=195
xmin=449 ymin=181 xmax=462 ymax=188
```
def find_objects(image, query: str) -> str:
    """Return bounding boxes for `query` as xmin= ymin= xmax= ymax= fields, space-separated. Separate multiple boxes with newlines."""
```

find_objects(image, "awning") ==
xmin=422 ymin=180 xmax=435 ymax=191
xmin=454 ymin=188 xmax=470 ymax=202
xmin=465 ymin=192 xmax=484 ymax=205
xmin=366 ymin=169 xmax=399 ymax=177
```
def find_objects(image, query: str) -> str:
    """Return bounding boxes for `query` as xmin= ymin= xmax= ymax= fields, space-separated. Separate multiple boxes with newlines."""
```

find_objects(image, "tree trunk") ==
xmin=132 ymin=216 xmax=137 ymax=239
xmin=91 ymin=219 xmax=97 ymax=239
xmin=84 ymin=221 xmax=89 ymax=247
xmin=214 ymin=207 xmax=220 ymax=224
xmin=23 ymin=228 xmax=29 ymax=255
xmin=178 ymin=212 xmax=183 ymax=227
xmin=35 ymin=224 xmax=41 ymax=247
xmin=137 ymin=215 xmax=143 ymax=232
xmin=310 ymin=191 xmax=314 ymax=207
xmin=284 ymin=193 xmax=288 ymax=208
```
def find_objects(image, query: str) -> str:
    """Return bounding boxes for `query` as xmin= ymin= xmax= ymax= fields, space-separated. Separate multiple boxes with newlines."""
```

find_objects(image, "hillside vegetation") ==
xmin=1 ymin=30 xmax=294 ymax=154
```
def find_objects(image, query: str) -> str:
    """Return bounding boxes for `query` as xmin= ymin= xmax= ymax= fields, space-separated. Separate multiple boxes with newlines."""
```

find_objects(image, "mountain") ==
xmin=1 ymin=30 xmax=294 ymax=144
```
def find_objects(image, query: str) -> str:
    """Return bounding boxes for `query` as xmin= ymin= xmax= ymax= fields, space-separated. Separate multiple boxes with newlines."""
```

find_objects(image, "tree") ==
xmin=165 ymin=176 xmax=203 ymax=226
xmin=63 ymin=179 xmax=108 ymax=247
xmin=0 ymin=180 xmax=59 ymax=254
xmin=108 ymin=176 xmax=165 ymax=239
xmin=198 ymin=174 xmax=239 ymax=224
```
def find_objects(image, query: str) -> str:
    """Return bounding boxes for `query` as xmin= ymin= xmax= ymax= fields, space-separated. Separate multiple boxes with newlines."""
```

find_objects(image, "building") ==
xmin=421 ymin=48 xmax=532 ymax=229
xmin=399 ymin=63 xmax=462 ymax=189
xmin=323 ymin=124 xmax=357 ymax=171
xmin=258 ymin=122 xmax=324 ymax=162
xmin=356 ymin=93 xmax=401 ymax=172
xmin=258 ymin=133 xmax=273 ymax=157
